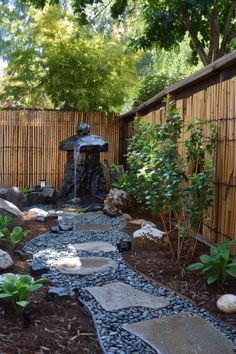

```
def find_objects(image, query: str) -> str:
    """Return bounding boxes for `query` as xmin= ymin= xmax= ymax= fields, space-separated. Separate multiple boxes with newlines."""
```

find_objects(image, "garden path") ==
xmin=24 ymin=211 xmax=236 ymax=354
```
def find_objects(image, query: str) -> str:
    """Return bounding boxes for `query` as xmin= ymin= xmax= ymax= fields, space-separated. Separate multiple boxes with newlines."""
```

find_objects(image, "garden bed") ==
xmin=0 ymin=214 xmax=101 ymax=354
xmin=122 ymin=209 xmax=236 ymax=329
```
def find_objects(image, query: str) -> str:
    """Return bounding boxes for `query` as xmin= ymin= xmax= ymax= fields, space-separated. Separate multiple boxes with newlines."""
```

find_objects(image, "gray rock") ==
xmin=47 ymin=286 xmax=76 ymax=298
xmin=35 ymin=215 xmax=46 ymax=222
xmin=29 ymin=262 xmax=49 ymax=276
xmin=0 ymin=249 xmax=13 ymax=269
xmin=103 ymin=189 xmax=129 ymax=217
xmin=116 ymin=241 xmax=132 ymax=252
xmin=14 ymin=249 xmax=33 ymax=260
xmin=0 ymin=187 xmax=26 ymax=209
xmin=50 ymin=225 xmax=60 ymax=233
xmin=0 ymin=197 xmax=23 ymax=220
xmin=25 ymin=188 xmax=57 ymax=206
xmin=59 ymin=222 xmax=73 ymax=231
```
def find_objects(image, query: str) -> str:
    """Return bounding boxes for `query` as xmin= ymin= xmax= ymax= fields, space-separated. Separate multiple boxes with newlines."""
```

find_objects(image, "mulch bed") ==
xmin=122 ymin=209 xmax=236 ymax=329
xmin=0 ymin=214 xmax=101 ymax=354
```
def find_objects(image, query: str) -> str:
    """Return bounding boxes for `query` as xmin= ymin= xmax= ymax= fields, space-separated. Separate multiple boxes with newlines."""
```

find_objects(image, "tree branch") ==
xmin=182 ymin=15 xmax=209 ymax=66
xmin=220 ymin=1 xmax=236 ymax=55
xmin=206 ymin=4 xmax=220 ymax=62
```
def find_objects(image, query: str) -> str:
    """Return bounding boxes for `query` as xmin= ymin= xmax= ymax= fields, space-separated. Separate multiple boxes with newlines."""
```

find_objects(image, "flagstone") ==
xmin=122 ymin=313 xmax=234 ymax=354
xmin=68 ymin=241 xmax=116 ymax=253
xmin=86 ymin=281 xmax=169 ymax=311
xmin=57 ymin=256 xmax=118 ymax=275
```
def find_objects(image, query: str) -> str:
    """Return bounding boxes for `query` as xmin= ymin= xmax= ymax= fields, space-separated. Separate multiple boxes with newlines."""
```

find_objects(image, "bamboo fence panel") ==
xmin=136 ymin=76 xmax=236 ymax=244
xmin=0 ymin=110 xmax=119 ymax=190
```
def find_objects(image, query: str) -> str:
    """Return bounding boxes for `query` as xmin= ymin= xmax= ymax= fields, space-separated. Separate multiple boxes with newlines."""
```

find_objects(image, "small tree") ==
xmin=119 ymin=99 xmax=217 ymax=260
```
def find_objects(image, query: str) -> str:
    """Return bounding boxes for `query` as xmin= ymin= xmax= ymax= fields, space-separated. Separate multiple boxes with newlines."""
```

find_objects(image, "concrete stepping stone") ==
xmin=74 ymin=223 xmax=112 ymax=232
xmin=68 ymin=241 xmax=116 ymax=253
xmin=86 ymin=281 xmax=170 ymax=311
xmin=122 ymin=313 xmax=234 ymax=354
xmin=57 ymin=256 xmax=118 ymax=275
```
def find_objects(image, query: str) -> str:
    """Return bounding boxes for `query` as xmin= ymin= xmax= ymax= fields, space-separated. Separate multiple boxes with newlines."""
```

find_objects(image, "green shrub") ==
xmin=117 ymin=98 xmax=217 ymax=260
xmin=0 ymin=226 xmax=29 ymax=250
xmin=0 ymin=274 xmax=46 ymax=310
xmin=187 ymin=240 xmax=236 ymax=285
xmin=0 ymin=214 xmax=28 ymax=250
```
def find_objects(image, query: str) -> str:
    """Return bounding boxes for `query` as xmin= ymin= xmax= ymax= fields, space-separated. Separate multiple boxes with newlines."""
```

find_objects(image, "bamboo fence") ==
xmin=0 ymin=110 xmax=119 ymax=190
xmin=137 ymin=77 xmax=236 ymax=244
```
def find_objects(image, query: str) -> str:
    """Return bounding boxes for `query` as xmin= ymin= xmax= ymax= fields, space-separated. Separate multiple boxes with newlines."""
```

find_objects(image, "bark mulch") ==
xmin=0 ymin=213 xmax=101 ymax=354
xmin=122 ymin=210 xmax=236 ymax=329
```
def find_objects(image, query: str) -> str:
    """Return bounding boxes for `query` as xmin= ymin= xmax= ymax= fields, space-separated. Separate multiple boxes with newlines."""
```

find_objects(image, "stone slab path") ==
xmin=86 ymin=281 xmax=170 ymax=311
xmin=68 ymin=241 xmax=116 ymax=253
xmin=123 ymin=313 xmax=234 ymax=354
xmin=24 ymin=211 xmax=236 ymax=354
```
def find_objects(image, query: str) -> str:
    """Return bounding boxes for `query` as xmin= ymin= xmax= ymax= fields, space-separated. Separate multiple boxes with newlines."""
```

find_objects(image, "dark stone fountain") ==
xmin=59 ymin=123 xmax=108 ymax=202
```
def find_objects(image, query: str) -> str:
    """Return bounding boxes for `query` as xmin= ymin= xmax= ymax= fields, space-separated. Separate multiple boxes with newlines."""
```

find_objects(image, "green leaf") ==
xmin=199 ymin=255 xmax=210 ymax=264
xmin=0 ymin=293 xmax=12 ymax=299
xmin=18 ymin=275 xmax=33 ymax=285
xmin=210 ymin=246 xmax=218 ymax=257
xmin=16 ymin=300 xmax=29 ymax=308
xmin=226 ymin=266 xmax=236 ymax=278
xmin=207 ymin=273 xmax=219 ymax=284
xmin=187 ymin=263 xmax=204 ymax=271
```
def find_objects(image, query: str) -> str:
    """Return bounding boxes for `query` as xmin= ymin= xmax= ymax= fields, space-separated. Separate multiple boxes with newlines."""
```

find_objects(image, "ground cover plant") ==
xmin=117 ymin=98 xmax=217 ymax=260
xmin=0 ymin=274 xmax=45 ymax=310
xmin=0 ymin=215 xmax=28 ymax=250
xmin=188 ymin=240 xmax=236 ymax=285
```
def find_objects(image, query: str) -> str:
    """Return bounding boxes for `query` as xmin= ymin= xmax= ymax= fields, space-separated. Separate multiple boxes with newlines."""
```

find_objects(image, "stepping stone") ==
xmin=68 ymin=241 xmax=116 ymax=253
xmin=86 ymin=281 xmax=169 ymax=311
xmin=57 ymin=256 xmax=118 ymax=275
xmin=74 ymin=224 xmax=112 ymax=232
xmin=122 ymin=313 xmax=234 ymax=354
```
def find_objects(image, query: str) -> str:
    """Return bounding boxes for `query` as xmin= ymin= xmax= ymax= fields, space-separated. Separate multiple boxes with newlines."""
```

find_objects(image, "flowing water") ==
xmin=74 ymin=142 xmax=81 ymax=198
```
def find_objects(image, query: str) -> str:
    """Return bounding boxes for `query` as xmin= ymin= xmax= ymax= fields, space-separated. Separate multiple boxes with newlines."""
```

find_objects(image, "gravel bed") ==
xmin=23 ymin=211 xmax=236 ymax=353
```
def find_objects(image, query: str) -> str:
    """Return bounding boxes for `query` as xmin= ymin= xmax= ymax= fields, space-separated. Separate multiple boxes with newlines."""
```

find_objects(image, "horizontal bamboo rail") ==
xmin=0 ymin=110 xmax=119 ymax=190
xmin=137 ymin=77 xmax=236 ymax=244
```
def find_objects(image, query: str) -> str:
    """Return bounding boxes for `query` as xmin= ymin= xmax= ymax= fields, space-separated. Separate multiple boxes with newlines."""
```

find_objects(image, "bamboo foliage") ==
xmin=138 ymin=77 xmax=236 ymax=244
xmin=0 ymin=110 xmax=119 ymax=190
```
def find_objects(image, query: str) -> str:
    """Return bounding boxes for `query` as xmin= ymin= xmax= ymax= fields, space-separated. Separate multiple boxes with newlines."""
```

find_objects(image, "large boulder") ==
xmin=0 ymin=249 xmax=13 ymax=270
xmin=103 ymin=189 xmax=129 ymax=217
xmin=0 ymin=197 xmax=23 ymax=220
xmin=25 ymin=186 xmax=57 ymax=206
xmin=217 ymin=294 xmax=236 ymax=313
xmin=0 ymin=187 xmax=26 ymax=209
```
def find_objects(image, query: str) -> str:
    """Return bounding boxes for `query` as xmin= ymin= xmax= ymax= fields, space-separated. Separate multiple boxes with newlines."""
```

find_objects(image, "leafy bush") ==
xmin=118 ymin=98 xmax=217 ymax=260
xmin=0 ymin=215 xmax=13 ymax=229
xmin=0 ymin=226 xmax=28 ymax=250
xmin=187 ymin=240 xmax=236 ymax=285
xmin=0 ymin=215 xmax=28 ymax=250
xmin=0 ymin=274 xmax=45 ymax=310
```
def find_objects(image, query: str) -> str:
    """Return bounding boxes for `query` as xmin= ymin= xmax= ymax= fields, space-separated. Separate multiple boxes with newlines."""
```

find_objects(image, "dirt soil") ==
xmin=0 ymin=214 xmax=101 ymax=354
xmin=123 ymin=209 xmax=236 ymax=329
